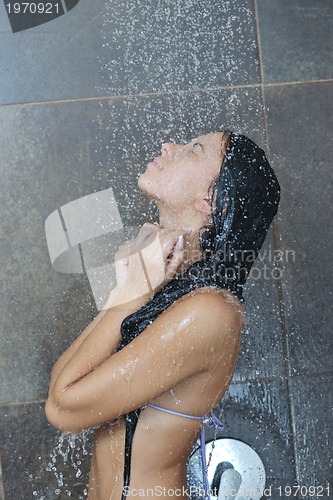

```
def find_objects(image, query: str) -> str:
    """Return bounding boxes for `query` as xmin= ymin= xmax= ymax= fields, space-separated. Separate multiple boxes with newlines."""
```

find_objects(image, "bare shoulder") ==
xmin=167 ymin=286 xmax=245 ymax=341
xmin=181 ymin=286 xmax=244 ymax=321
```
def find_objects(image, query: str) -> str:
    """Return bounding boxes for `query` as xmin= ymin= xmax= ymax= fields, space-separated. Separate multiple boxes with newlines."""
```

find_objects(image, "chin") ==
xmin=138 ymin=172 xmax=158 ymax=200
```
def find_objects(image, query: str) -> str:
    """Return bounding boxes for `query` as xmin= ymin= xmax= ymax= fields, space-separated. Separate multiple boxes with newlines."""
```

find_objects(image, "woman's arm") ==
xmin=45 ymin=223 xmax=192 ymax=432
xmin=48 ymin=288 xmax=118 ymax=393
xmin=45 ymin=288 xmax=244 ymax=434
xmin=48 ymin=223 xmax=185 ymax=394
xmin=48 ymin=285 xmax=150 ymax=396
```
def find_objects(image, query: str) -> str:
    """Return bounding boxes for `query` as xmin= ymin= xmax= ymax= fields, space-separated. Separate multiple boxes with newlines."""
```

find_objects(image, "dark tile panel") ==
xmin=223 ymin=379 xmax=296 ymax=495
xmin=0 ymin=0 xmax=260 ymax=105
xmin=0 ymin=402 xmax=92 ymax=499
xmin=0 ymin=87 xmax=265 ymax=403
xmin=290 ymin=374 xmax=333 ymax=498
xmin=256 ymin=0 xmax=333 ymax=84
xmin=265 ymin=82 xmax=333 ymax=375
xmin=0 ymin=0 xmax=104 ymax=104
xmin=0 ymin=102 xmax=103 ymax=403
xmin=235 ymin=226 xmax=285 ymax=381
xmin=189 ymin=378 xmax=296 ymax=497
xmin=97 ymin=0 xmax=260 ymax=95
xmin=0 ymin=2 xmax=11 ymax=32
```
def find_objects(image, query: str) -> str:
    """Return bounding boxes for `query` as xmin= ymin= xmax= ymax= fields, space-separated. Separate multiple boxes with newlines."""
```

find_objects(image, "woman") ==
xmin=45 ymin=130 xmax=280 ymax=499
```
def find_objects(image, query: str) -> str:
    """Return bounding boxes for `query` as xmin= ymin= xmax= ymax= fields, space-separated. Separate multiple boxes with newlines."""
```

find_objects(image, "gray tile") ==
xmin=0 ymin=0 xmax=260 ymax=105
xmin=265 ymin=81 xmax=333 ymax=375
xmin=0 ymin=402 xmax=92 ymax=499
xmin=234 ymin=226 xmax=285 ymax=381
xmin=189 ymin=378 xmax=296 ymax=496
xmin=0 ymin=454 xmax=4 ymax=500
xmin=0 ymin=2 xmax=11 ymax=32
xmin=0 ymin=104 xmax=102 ymax=403
xmin=97 ymin=0 xmax=260 ymax=95
xmin=290 ymin=375 xmax=333 ymax=496
xmin=0 ymin=87 xmax=264 ymax=403
xmin=257 ymin=0 xmax=333 ymax=83
xmin=0 ymin=0 xmax=105 ymax=104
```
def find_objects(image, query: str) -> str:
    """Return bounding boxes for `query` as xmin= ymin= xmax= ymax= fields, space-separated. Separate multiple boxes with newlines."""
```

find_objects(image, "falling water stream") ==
xmin=32 ymin=430 xmax=93 ymax=498
xmin=33 ymin=0 xmax=273 ymax=497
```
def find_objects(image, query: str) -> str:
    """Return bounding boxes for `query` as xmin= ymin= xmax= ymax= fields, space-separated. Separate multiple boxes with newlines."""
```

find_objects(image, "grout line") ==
xmin=264 ymin=78 xmax=333 ymax=88
xmin=253 ymin=0 xmax=268 ymax=148
xmin=232 ymin=369 xmax=333 ymax=386
xmin=253 ymin=0 xmax=265 ymax=84
xmin=0 ymin=95 xmax=126 ymax=109
xmin=0 ymin=84 xmax=262 ymax=109
xmin=0 ymin=454 xmax=4 ymax=500
xmin=0 ymin=78 xmax=332 ymax=110
xmin=286 ymin=375 xmax=302 ymax=497
xmin=272 ymin=220 xmax=291 ymax=375
xmin=254 ymin=0 xmax=300 ymax=493
xmin=266 ymin=85 xmax=302 ymax=500
xmin=271 ymin=218 xmax=303 ymax=495
xmin=253 ymin=0 xmax=291 ymax=382
xmin=0 ymin=399 xmax=46 ymax=407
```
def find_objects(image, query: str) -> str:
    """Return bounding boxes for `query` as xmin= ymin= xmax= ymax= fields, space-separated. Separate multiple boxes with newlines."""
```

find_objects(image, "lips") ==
xmin=149 ymin=158 xmax=162 ymax=169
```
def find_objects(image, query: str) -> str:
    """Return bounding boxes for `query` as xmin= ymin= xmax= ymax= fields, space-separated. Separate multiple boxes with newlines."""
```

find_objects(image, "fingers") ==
xmin=114 ymin=240 xmax=131 ymax=260
xmin=134 ymin=223 xmax=159 ymax=250
xmin=119 ymin=223 xmax=187 ymax=266
xmin=137 ymin=222 xmax=158 ymax=236
xmin=165 ymin=235 xmax=185 ymax=278
xmin=134 ymin=223 xmax=178 ymax=254
xmin=116 ymin=224 xmax=158 ymax=259
xmin=159 ymin=229 xmax=186 ymax=257
xmin=119 ymin=223 xmax=188 ymax=295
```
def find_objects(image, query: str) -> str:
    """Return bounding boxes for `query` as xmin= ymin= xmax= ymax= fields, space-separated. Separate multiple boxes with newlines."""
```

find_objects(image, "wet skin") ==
xmin=45 ymin=133 xmax=244 ymax=499
xmin=86 ymin=288 xmax=244 ymax=500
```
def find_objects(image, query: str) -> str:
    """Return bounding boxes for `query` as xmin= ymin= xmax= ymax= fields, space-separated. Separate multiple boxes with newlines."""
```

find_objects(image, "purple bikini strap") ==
xmin=146 ymin=403 xmax=205 ymax=420
xmin=146 ymin=404 xmax=224 ymax=500
xmin=200 ymin=413 xmax=224 ymax=500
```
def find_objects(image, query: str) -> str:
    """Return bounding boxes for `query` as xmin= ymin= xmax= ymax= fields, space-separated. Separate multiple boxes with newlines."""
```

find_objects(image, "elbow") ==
xmin=45 ymin=397 xmax=63 ymax=432
xmin=45 ymin=397 xmax=82 ymax=435
xmin=45 ymin=397 xmax=67 ymax=432
xmin=45 ymin=384 xmax=111 ymax=434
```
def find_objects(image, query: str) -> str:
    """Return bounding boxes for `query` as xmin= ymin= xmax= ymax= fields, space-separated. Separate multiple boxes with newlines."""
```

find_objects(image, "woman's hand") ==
xmin=114 ymin=223 xmax=186 ymax=304
xmin=114 ymin=239 xmax=132 ymax=289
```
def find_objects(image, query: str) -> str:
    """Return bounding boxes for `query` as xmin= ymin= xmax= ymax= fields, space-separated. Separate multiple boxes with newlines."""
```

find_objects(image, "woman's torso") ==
xmin=88 ymin=289 xmax=243 ymax=500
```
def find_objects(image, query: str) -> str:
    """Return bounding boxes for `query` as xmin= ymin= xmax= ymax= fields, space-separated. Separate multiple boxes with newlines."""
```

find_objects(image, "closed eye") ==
xmin=192 ymin=142 xmax=204 ymax=154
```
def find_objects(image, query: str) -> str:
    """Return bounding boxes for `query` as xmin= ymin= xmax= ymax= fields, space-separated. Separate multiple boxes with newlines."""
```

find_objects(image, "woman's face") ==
xmin=138 ymin=132 xmax=225 ymax=210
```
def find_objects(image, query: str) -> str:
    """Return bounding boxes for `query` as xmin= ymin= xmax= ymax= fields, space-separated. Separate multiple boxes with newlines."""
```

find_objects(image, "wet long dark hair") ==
xmin=116 ymin=131 xmax=281 ymax=497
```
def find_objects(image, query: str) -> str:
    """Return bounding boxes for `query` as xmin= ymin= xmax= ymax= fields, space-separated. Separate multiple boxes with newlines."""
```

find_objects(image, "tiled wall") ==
xmin=0 ymin=0 xmax=332 ymax=498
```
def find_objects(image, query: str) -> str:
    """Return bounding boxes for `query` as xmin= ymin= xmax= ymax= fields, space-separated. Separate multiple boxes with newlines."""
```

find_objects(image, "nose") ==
xmin=161 ymin=143 xmax=179 ymax=158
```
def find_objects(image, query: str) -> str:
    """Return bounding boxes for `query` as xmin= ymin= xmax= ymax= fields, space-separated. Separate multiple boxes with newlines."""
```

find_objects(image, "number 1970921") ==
xmin=6 ymin=3 xmax=60 ymax=14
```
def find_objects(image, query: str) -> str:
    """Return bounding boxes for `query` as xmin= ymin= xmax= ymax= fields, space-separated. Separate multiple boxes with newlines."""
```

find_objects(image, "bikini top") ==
xmin=144 ymin=403 xmax=224 ymax=500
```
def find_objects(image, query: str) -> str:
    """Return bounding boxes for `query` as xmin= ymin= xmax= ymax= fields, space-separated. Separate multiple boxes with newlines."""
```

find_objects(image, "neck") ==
xmin=156 ymin=203 xmax=206 ymax=275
